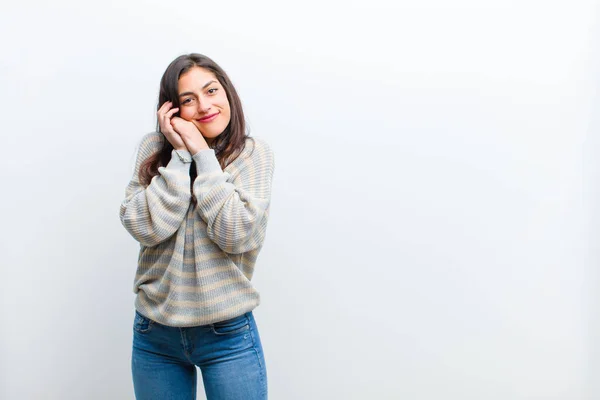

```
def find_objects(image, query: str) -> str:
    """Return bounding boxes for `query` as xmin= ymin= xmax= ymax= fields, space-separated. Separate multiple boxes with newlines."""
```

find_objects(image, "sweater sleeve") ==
xmin=191 ymin=138 xmax=275 ymax=254
xmin=119 ymin=133 xmax=192 ymax=247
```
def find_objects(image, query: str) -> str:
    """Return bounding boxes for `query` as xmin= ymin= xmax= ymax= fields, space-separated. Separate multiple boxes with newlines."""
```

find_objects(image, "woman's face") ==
xmin=178 ymin=67 xmax=231 ymax=144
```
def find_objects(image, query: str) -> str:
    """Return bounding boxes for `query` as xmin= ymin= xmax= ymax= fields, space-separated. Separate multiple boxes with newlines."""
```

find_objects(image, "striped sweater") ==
xmin=120 ymin=132 xmax=275 ymax=327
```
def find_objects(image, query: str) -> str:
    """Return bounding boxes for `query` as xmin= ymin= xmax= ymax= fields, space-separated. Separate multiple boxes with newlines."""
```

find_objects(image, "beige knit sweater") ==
xmin=120 ymin=132 xmax=274 ymax=327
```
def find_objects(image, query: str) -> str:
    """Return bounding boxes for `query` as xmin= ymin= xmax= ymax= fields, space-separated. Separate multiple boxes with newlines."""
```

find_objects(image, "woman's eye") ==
xmin=182 ymin=98 xmax=193 ymax=105
xmin=208 ymin=88 xmax=218 ymax=94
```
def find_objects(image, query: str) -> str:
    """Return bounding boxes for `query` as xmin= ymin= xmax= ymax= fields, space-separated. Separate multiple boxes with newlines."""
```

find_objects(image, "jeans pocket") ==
xmin=133 ymin=310 xmax=154 ymax=334
xmin=211 ymin=313 xmax=250 ymax=336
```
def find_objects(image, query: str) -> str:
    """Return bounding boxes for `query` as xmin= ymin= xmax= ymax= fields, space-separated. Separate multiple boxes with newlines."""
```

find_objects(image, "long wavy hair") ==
xmin=138 ymin=53 xmax=249 ymax=203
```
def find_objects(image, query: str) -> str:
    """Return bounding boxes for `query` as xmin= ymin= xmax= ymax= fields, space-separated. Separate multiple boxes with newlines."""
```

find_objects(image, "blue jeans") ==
xmin=131 ymin=310 xmax=268 ymax=400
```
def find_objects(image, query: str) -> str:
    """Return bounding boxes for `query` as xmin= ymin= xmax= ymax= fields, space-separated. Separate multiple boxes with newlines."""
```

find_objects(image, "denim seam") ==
xmin=247 ymin=314 xmax=267 ymax=398
xmin=179 ymin=328 xmax=195 ymax=363
xmin=209 ymin=314 xmax=250 ymax=336
xmin=134 ymin=311 xmax=155 ymax=333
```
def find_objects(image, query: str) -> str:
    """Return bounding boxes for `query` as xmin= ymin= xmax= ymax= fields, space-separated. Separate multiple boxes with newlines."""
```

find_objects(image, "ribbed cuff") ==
xmin=192 ymin=149 xmax=221 ymax=174
xmin=166 ymin=149 xmax=192 ymax=172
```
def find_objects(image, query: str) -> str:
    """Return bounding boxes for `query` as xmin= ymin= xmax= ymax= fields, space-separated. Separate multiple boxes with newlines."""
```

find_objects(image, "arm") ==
xmin=119 ymin=133 xmax=192 ymax=247
xmin=191 ymin=138 xmax=275 ymax=254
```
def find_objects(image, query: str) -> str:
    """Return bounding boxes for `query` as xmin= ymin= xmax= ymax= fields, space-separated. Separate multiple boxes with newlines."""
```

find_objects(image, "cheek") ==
xmin=179 ymin=107 xmax=195 ymax=120
xmin=221 ymin=101 xmax=232 ymax=123
xmin=220 ymin=110 xmax=231 ymax=129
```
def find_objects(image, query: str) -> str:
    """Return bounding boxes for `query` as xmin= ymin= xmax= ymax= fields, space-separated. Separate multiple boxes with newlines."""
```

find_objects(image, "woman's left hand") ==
xmin=170 ymin=117 xmax=210 ymax=155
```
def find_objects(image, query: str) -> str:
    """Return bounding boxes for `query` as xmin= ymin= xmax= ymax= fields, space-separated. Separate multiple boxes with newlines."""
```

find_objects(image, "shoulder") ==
xmin=243 ymin=136 xmax=274 ymax=162
xmin=226 ymin=136 xmax=274 ymax=175
xmin=136 ymin=132 xmax=164 ymax=159
xmin=139 ymin=131 xmax=163 ymax=149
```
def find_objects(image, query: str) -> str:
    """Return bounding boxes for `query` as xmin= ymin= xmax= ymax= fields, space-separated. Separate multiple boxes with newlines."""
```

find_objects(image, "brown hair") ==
xmin=139 ymin=53 xmax=249 ymax=203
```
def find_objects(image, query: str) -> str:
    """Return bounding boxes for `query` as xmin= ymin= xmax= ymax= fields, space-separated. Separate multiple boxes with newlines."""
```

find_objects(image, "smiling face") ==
xmin=178 ymin=67 xmax=231 ymax=144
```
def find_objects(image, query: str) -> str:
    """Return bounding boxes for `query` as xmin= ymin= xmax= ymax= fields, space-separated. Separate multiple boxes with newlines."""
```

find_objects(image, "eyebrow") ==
xmin=178 ymin=80 xmax=218 ymax=97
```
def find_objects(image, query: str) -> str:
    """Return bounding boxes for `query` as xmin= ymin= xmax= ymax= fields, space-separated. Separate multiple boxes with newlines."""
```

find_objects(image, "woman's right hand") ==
xmin=157 ymin=101 xmax=187 ymax=150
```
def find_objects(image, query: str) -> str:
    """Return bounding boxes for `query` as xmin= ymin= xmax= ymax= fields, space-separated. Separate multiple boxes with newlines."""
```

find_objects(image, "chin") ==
xmin=201 ymin=132 xmax=219 ymax=143
xmin=207 ymin=127 xmax=227 ymax=138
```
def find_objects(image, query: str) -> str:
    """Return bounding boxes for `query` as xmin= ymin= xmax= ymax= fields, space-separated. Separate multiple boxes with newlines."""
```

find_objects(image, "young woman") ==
xmin=120 ymin=53 xmax=274 ymax=399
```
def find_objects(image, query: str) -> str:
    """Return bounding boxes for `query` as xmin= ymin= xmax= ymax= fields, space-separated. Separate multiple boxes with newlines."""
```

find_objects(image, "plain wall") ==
xmin=1 ymin=0 xmax=597 ymax=399
xmin=584 ymin=4 xmax=600 ymax=399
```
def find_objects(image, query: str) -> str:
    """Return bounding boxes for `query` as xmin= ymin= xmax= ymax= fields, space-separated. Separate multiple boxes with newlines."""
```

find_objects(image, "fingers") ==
xmin=170 ymin=117 xmax=184 ymax=135
xmin=165 ymin=107 xmax=179 ymax=119
xmin=157 ymin=101 xmax=173 ymax=116
xmin=157 ymin=102 xmax=180 ymax=135
xmin=157 ymin=102 xmax=179 ymax=121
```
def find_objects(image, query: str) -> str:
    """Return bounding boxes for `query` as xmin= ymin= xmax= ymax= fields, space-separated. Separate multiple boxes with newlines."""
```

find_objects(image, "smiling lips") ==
xmin=197 ymin=112 xmax=219 ymax=123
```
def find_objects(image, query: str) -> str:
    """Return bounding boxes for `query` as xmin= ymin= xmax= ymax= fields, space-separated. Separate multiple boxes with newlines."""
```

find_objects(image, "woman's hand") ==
xmin=157 ymin=101 xmax=187 ymax=151
xmin=170 ymin=117 xmax=210 ymax=156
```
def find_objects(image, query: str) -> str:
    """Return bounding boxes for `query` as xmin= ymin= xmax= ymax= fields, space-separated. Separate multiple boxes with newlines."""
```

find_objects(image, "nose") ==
xmin=197 ymin=98 xmax=211 ymax=113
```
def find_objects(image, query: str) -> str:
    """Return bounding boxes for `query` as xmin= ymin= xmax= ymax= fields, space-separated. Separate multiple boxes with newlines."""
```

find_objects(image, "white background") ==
xmin=1 ymin=0 xmax=598 ymax=399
